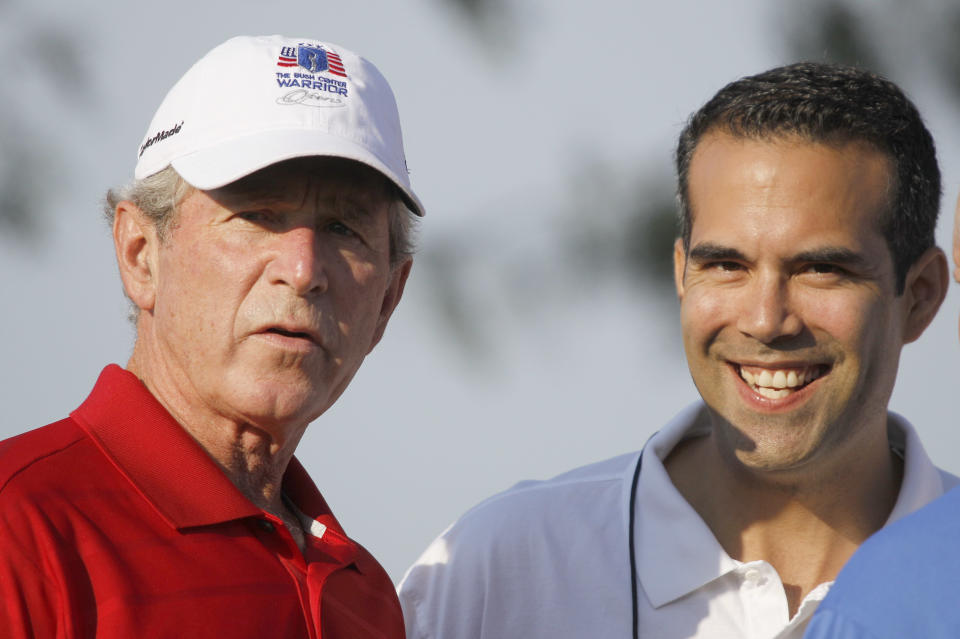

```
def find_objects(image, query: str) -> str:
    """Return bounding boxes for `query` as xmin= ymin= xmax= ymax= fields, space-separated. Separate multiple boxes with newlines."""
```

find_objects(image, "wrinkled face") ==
xmin=676 ymin=133 xmax=907 ymax=473
xmin=147 ymin=159 xmax=408 ymax=432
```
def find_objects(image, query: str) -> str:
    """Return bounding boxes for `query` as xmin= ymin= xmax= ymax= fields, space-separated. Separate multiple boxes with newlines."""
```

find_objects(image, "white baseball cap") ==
xmin=135 ymin=35 xmax=424 ymax=216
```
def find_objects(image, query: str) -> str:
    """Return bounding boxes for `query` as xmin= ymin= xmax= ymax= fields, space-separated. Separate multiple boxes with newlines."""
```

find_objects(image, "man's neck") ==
xmin=157 ymin=398 xmax=309 ymax=552
xmin=201 ymin=429 xmax=307 ymax=551
xmin=664 ymin=422 xmax=903 ymax=617
xmin=126 ymin=351 xmax=309 ymax=550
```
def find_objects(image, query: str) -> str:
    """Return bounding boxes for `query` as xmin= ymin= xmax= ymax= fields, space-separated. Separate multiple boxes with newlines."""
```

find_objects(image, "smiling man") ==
xmin=398 ymin=63 xmax=956 ymax=639
xmin=0 ymin=35 xmax=421 ymax=638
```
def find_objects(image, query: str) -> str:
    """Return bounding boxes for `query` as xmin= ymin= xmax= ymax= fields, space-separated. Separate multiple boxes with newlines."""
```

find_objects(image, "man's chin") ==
xmin=708 ymin=406 xmax=830 ymax=467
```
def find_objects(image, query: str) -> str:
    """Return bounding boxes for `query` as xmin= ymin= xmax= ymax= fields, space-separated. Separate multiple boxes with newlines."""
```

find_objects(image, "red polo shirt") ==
xmin=0 ymin=365 xmax=404 ymax=638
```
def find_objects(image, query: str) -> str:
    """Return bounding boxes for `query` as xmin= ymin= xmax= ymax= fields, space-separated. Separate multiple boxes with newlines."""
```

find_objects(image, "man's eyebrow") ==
xmin=687 ymin=244 xmax=870 ymax=268
xmin=210 ymin=181 xmax=278 ymax=206
xmin=325 ymin=193 xmax=386 ymax=231
xmin=688 ymin=243 xmax=747 ymax=263
xmin=212 ymin=183 xmax=380 ymax=222
xmin=791 ymin=247 xmax=868 ymax=267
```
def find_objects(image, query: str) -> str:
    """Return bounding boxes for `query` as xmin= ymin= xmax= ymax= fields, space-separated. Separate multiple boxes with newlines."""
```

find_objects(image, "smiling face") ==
xmin=675 ymin=133 xmax=909 ymax=473
xmin=128 ymin=158 xmax=410 ymax=437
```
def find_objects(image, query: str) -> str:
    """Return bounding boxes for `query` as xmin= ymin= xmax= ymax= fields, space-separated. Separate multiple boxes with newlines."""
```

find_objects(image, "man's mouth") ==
xmin=265 ymin=327 xmax=318 ymax=343
xmin=737 ymin=364 xmax=829 ymax=399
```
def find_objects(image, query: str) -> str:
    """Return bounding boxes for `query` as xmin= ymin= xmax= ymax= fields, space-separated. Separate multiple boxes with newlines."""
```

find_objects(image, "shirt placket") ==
xmin=302 ymin=520 xmax=361 ymax=637
xmin=251 ymin=512 xmax=351 ymax=639
xmin=737 ymin=561 xmax=790 ymax=638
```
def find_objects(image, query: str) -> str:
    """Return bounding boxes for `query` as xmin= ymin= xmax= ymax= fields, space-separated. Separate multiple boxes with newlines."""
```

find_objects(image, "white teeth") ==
xmin=756 ymin=386 xmax=791 ymax=399
xmin=738 ymin=364 xmax=825 ymax=397
xmin=757 ymin=370 xmax=773 ymax=387
xmin=772 ymin=370 xmax=787 ymax=389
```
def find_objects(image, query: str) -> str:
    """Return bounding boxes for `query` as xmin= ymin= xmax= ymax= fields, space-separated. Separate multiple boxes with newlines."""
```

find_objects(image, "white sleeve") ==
xmin=397 ymin=521 xmax=491 ymax=639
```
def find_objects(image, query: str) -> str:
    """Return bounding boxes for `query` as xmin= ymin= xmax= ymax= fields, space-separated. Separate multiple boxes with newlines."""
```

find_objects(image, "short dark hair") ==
xmin=675 ymin=62 xmax=940 ymax=293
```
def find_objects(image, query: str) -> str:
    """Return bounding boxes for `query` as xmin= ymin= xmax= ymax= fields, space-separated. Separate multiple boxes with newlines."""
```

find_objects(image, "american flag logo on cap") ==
xmin=277 ymin=47 xmax=297 ymax=67
xmin=276 ymin=45 xmax=347 ymax=78
xmin=324 ymin=50 xmax=346 ymax=77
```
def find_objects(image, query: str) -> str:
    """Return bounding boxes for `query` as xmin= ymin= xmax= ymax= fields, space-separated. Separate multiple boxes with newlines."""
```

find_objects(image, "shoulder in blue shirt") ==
xmin=805 ymin=485 xmax=960 ymax=639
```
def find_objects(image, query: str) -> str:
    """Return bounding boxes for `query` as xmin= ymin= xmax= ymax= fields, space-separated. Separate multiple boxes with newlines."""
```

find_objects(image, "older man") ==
xmin=398 ymin=62 xmax=956 ymax=639
xmin=802 ymin=194 xmax=960 ymax=639
xmin=0 ymin=35 xmax=421 ymax=638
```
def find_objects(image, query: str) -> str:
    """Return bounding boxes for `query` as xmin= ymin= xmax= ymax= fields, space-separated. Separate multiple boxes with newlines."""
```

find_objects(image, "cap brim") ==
xmin=169 ymin=129 xmax=424 ymax=216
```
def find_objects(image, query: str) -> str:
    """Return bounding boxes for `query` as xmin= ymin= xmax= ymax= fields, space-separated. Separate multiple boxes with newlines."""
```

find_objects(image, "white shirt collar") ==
xmin=884 ymin=410 xmax=946 ymax=524
xmin=636 ymin=402 xmax=948 ymax=609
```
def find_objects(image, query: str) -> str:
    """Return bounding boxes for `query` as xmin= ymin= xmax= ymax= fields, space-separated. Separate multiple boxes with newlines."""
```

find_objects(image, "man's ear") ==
xmin=673 ymin=238 xmax=687 ymax=300
xmin=953 ymin=238 xmax=960 ymax=285
xmin=113 ymin=201 xmax=160 ymax=313
xmin=902 ymin=246 xmax=948 ymax=344
xmin=367 ymin=257 xmax=413 ymax=354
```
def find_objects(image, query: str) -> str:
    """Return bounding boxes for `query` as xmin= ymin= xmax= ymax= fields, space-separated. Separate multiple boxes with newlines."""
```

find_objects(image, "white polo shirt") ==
xmin=398 ymin=403 xmax=958 ymax=639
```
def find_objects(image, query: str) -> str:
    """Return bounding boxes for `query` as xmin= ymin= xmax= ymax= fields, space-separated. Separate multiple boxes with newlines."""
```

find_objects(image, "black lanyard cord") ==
xmin=628 ymin=449 xmax=643 ymax=639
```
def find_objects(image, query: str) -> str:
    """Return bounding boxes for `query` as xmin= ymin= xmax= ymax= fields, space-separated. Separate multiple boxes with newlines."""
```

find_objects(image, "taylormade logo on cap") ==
xmin=134 ymin=34 xmax=424 ymax=216
xmin=139 ymin=122 xmax=183 ymax=158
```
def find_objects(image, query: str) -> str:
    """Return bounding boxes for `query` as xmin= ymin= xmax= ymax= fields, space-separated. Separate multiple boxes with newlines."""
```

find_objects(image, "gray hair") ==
xmin=104 ymin=165 xmax=417 ymax=266
xmin=104 ymin=166 xmax=193 ymax=242
xmin=386 ymin=194 xmax=417 ymax=266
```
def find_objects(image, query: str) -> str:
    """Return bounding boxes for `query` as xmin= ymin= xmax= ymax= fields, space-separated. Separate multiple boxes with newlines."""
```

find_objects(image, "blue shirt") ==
xmin=805 ymin=485 xmax=960 ymax=639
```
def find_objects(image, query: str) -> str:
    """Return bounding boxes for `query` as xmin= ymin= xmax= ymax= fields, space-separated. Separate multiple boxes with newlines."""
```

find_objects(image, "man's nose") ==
xmin=268 ymin=226 xmax=329 ymax=295
xmin=735 ymin=274 xmax=803 ymax=343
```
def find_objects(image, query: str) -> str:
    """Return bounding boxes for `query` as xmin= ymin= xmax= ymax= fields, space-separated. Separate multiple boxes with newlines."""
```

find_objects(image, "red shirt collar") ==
xmin=70 ymin=365 xmax=359 ymax=565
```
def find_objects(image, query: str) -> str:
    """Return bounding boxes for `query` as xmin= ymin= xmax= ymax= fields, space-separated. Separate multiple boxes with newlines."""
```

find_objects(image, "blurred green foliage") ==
xmin=414 ymin=0 xmax=960 ymax=358
xmin=4 ymin=0 xmax=959 ymax=361
xmin=0 ymin=5 xmax=90 ymax=241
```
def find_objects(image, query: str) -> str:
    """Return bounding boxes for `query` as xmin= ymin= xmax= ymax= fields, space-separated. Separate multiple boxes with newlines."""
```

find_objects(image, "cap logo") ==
xmin=276 ymin=44 xmax=347 ymax=78
xmin=139 ymin=121 xmax=184 ymax=157
xmin=275 ymin=43 xmax=349 ymax=108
